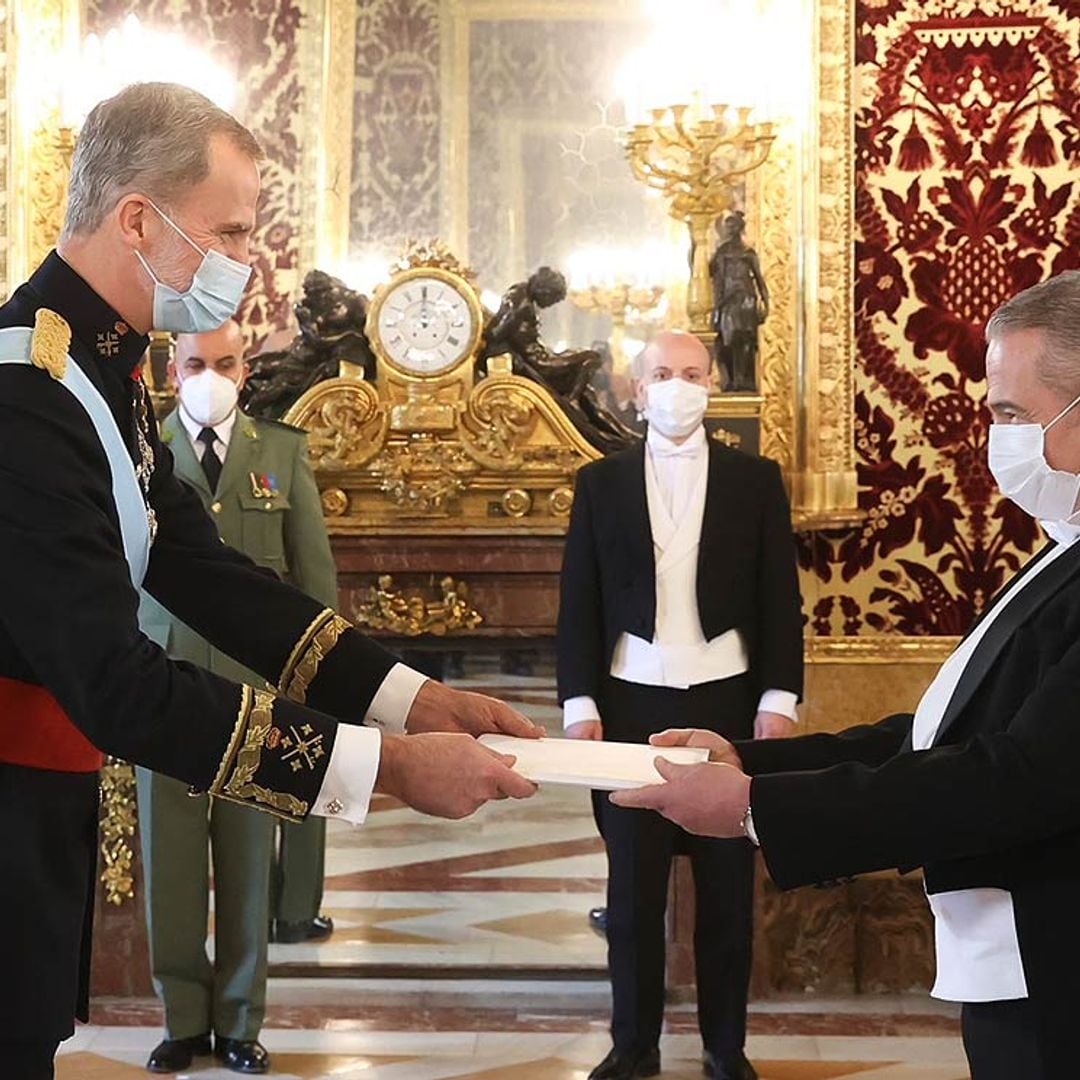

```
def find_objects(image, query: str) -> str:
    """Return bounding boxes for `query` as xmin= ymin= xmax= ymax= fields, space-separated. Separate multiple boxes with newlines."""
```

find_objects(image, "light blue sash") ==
xmin=0 ymin=326 xmax=151 ymax=586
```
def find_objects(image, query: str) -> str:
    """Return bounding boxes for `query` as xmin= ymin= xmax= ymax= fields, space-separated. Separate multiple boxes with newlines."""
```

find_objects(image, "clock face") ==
xmin=375 ymin=274 xmax=479 ymax=376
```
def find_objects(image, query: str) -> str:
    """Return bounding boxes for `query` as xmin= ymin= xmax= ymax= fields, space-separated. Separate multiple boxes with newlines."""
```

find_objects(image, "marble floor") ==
xmin=59 ymin=660 xmax=970 ymax=1077
xmin=61 ymin=984 xmax=969 ymax=1078
xmin=268 ymin=666 xmax=608 ymax=978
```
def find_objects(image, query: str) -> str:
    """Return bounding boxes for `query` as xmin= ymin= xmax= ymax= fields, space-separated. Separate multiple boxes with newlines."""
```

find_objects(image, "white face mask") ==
xmin=135 ymin=200 xmax=252 ymax=333
xmin=643 ymin=378 xmax=709 ymax=440
xmin=987 ymin=391 xmax=1080 ymax=523
xmin=178 ymin=368 xmax=240 ymax=428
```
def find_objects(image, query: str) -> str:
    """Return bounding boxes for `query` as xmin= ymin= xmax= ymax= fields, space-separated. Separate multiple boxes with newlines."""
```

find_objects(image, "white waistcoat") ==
xmin=609 ymin=445 xmax=748 ymax=688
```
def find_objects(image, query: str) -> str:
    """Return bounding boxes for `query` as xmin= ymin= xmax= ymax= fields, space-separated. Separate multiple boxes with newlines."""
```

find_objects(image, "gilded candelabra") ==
xmin=625 ymin=103 xmax=776 ymax=339
xmin=568 ymin=282 xmax=665 ymax=379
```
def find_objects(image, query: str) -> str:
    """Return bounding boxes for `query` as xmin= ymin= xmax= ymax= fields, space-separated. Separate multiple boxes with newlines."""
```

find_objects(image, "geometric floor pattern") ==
xmin=58 ymin=1029 xmax=971 ymax=1078
xmin=265 ymin=668 xmax=609 ymax=977
xmin=58 ymin=661 xmax=970 ymax=1077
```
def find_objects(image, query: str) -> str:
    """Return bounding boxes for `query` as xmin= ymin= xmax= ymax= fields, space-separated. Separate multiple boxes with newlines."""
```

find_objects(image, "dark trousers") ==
xmin=593 ymin=674 xmax=757 ymax=1057
xmin=961 ymin=999 xmax=1045 ymax=1080
xmin=0 ymin=1038 xmax=59 ymax=1079
xmin=0 ymin=765 xmax=99 ymax=1043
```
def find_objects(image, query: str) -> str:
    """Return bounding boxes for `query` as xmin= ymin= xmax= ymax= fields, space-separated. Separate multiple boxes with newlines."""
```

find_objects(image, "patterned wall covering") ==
xmin=84 ymin=0 xmax=308 ymax=350
xmin=0 ymin=4 xmax=9 ymax=302
xmin=801 ymin=0 xmax=1080 ymax=637
xmin=350 ymin=0 xmax=441 ymax=251
xmin=82 ymin=1 xmax=1080 ymax=641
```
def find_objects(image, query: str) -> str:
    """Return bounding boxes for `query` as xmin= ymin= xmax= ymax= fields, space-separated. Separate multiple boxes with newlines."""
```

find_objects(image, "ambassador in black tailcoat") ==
xmin=616 ymin=272 xmax=1080 ymax=1080
xmin=0 ymin=83 xmax=537 ymax=1079
xmin=558 ymin=331 xmax=803 ymax=1080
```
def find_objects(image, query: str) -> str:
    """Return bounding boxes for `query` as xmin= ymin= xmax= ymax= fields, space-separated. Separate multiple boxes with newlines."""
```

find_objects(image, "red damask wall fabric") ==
xmin=800 ymin=0 xmax=1080 ymax=636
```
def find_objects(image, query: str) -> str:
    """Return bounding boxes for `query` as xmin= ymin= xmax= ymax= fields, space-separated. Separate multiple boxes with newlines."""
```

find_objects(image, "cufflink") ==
xmin=325 ymin=798 xmax=344 ymax=816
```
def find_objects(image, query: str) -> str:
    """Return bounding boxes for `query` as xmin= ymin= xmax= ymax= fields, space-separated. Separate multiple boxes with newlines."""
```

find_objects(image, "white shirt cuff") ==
xmin=364 ymin=663 xmax=428 ymax=733
xmin=744 ymin=804 xmax=761 ymax=846
xmin=757 ymin=689 xmax=798 ymax=721
xmin=563 ymin=695 xmax=602 ymax=730
xmin=311 ymin=723 xmax=382 ymax=825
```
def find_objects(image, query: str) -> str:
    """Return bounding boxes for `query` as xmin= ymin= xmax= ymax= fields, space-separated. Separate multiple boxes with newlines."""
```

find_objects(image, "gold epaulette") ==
xmin=30 ymin=308 xmax=70 ymax=380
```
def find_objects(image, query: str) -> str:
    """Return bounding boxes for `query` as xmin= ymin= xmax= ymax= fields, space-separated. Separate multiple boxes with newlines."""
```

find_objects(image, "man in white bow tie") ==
xmin=558 ymin=330 xmax=804 ymax=1080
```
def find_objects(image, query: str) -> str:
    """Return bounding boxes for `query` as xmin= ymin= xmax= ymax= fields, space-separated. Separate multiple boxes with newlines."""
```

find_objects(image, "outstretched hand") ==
xmin=375 ymin=732 xmax=537 ymax=819
xmin=649 ymin=728 xmax=742 ymax=769
xmin=610 ymin=758 xmax=751 ymax=838
xmin=406 ymin=680 xmax=544 ymax=739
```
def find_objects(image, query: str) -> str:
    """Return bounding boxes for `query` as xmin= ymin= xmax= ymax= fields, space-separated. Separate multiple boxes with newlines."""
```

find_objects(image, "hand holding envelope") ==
xmin=478 ymin=733 xmax=709 ymax=791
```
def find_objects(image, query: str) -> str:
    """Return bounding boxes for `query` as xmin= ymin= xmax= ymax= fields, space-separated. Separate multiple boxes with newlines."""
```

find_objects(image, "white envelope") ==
xmin=478 ymin=734 xmax=710 ymax=791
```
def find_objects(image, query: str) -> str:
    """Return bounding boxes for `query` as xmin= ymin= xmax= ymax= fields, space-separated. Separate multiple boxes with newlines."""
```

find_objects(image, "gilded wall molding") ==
xmin=313 ymin=0 xmax=358 ymax=268
xmin=806 ymin=636 xmax=958 ymax=664
xmin=0 ymin=0 xmax=11 ymax=300
xmin=749 ymin=140 xmax=797 ymax=473
xmin=789 ymin=0 xmax=859 ymax=526
xmin=8 ymin=0 xmax=81 ymax=287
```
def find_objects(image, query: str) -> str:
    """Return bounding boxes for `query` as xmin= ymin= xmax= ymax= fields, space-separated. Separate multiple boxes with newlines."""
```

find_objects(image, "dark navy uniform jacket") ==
xmin=0 ymin=252 xmax=396 ymax=1040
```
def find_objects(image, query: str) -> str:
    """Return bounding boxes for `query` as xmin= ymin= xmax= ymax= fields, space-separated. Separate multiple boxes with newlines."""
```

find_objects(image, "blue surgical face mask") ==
xmin=135 ymin=200 xmax=252 ymax=333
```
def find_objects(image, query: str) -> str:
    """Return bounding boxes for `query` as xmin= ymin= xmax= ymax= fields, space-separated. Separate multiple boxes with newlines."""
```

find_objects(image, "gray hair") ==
xmin=62 ymin=82 xmax=263 ymax=240
xmin=986 ymin=270 xmax=1080 ymax=397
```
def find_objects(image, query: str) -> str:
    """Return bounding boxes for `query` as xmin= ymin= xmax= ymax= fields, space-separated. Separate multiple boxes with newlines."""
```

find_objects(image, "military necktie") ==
xmin=198 ymin=427 xmax=222 ymax=492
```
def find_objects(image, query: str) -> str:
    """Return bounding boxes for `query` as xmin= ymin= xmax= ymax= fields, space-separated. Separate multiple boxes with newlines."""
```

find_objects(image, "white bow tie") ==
xmin=652 ymin=443 xmax=700 ymax=460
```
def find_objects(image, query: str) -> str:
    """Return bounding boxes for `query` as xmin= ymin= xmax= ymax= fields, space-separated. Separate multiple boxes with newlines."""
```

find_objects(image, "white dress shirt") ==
xmin=564 ymin=425 xmax=798 ymax=728
xmin=910 ymin=522 xmax=1080 ymax=1002
xmin=177 ymin=403 xmax=428 ymax=826
xmin=176 ymin=401 xmax=237 ymax=465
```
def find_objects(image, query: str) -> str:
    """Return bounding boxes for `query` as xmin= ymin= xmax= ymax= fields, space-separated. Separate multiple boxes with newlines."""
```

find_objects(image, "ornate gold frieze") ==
xmin=99 ymin=757 xmax=137 ymax=906
xmin=805 ymin=636 xmax=959 ymax=663
xmin=749 ymin=138 xmax=796 ymax=473
xmin=9 ymin=0 xmax=81 ymax=286
xmin=354 ymin=574 xmax=483 ymax=637
xmin=789 ymin=0 xmax=859 ymax=527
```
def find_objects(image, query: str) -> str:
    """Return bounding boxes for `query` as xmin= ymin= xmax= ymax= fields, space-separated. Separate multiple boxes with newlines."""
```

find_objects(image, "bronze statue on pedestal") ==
xmin=709 ymin=211 xmax=768 ymax=392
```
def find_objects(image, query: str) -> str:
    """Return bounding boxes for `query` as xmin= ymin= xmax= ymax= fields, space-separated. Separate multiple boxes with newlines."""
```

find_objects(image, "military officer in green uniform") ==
xmin=137 ymin=320 xmax=338 ymax=1073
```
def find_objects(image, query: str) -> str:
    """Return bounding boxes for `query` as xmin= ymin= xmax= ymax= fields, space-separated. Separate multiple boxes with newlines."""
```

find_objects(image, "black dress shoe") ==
xmin=588 ymin=1046 xmax=660 ymax=1079
xmin=146 ymin=1034 xmax=211 ymax=1073
xmin=273 ymin=914 xmax=334 ymax=943
xmin=215 ymin=1037 xmax=270 ymax=1074
xmin=703 ymin=1049 xmax=758 ymax=1079
xmin=588 ymin=906 xmax=608 ymax=936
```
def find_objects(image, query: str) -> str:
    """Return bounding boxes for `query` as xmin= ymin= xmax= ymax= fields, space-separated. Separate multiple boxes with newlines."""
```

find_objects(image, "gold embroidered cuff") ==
xmin=277 ymin=610 xmax=350 ymax=705
xmin=209 ymin=687 xmax=310 ymax=821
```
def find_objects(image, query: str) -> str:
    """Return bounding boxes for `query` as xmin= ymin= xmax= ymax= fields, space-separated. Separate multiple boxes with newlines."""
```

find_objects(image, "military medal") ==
xmin=131 ymin=373 xmax=159 ymax=542
xmin=249 ymin=472 xmax=279 ymax=499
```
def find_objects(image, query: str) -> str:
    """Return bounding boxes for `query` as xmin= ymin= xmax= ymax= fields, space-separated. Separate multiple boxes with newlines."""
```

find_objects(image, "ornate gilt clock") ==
xmin=368 ymin=265 xmax=483 ymax=381
xmin=365 ymin=249 xmax=486 ymax=432
xmin=285 ymin=239 xmax=600 ymax=533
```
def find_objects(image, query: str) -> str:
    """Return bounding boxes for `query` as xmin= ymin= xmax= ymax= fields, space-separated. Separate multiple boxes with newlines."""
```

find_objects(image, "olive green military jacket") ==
xmin=140 ymin=409 xmax=338 ymax=685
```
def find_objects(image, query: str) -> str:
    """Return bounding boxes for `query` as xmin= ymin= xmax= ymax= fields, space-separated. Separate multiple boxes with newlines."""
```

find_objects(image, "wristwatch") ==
xmin=740 ymin=803 xmax=760 ymax=847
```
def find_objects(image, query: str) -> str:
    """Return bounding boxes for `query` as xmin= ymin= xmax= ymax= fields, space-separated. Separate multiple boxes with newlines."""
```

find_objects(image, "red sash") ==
xmin=0 ymin=676 xmax=104 ymax=772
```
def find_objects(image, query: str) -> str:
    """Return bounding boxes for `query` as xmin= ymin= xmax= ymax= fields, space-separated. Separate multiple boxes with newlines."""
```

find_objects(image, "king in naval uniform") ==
xmin=0 ymin=82 xmax=538 ymax=1079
